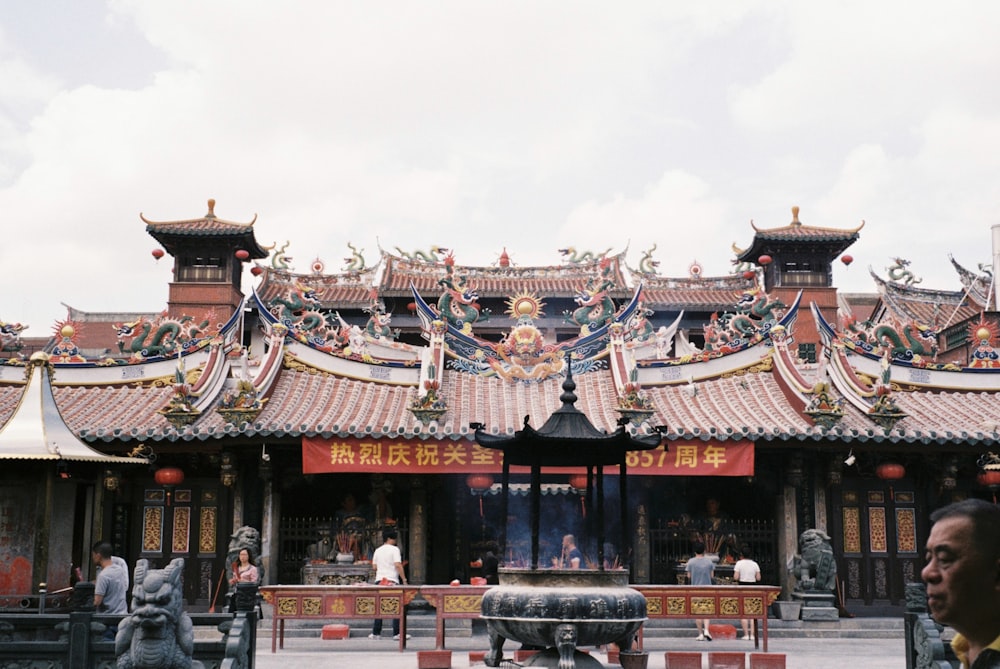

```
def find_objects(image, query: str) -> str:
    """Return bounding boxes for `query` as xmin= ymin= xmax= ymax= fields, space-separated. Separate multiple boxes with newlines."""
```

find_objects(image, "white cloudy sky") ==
xmin=2 ymin=1 xmax=1000 ymax=331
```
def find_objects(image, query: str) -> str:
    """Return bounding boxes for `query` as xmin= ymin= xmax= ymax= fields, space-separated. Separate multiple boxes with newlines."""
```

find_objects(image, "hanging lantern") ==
xmin=151 ymin=249 xmax=165 ymax=261
xmin=250 ymin=265 xmax=263 ymax=276
xmin=407 ymin=302 xmax=417 ymax=313
xmin=978 ymin=470 xmax=1000 ymax=488
xmin=154 ymin=466 xmax=185 ymax=487
xmin=235 ymin=249 xmax=250 ymax=261
xmin=758 ymin=254 xmax=772 ymax=266
xmin=876 ymin=462 xmax=906 ymax=480
xmin=466 ymin=474 xmax=493 ymax=517
xmin=742 ymin=270 xmax=756 ymax=280
xmin=568 ymin=474 xmax=589 ymax=492
xmin=466 ymin=474 xmax=494 ymax=492
xmin=841 ymin=254 xmax=853 ymax=267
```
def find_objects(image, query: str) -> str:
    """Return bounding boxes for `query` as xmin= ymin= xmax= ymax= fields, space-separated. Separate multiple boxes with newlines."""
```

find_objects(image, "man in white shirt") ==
xmin=368 ymin=529 xmax=409 ymax=640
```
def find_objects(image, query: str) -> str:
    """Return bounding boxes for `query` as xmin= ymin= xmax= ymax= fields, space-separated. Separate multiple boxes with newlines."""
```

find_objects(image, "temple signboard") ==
xmin=302 ymin=436 xmax=753 ymax=476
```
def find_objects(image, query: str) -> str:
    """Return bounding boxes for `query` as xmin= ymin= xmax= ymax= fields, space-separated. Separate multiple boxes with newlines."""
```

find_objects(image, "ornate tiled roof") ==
xmin=143 ymin=199 xmax=268 ymax=258
xmin=634 ymin=273 xmax=752 ymax=310
xmin=950 ymin=255 xmax=992 ymax=309
xmin=736 ymin=206 xmax=862 ymax=261
xmin=379 ymin=251 xmax=632 ymax=298
xmin=0 ymin=326 xmax=990 ymax=447
xmin=870 ymin=271 xmax=978 ymax=326
xmin=255 ymin=266 xmax=379 ymax=308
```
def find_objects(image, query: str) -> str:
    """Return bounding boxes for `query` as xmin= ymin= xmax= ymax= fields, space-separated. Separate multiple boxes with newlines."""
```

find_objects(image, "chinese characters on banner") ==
xmin=302 ymin=436 xmax=754 ymax=476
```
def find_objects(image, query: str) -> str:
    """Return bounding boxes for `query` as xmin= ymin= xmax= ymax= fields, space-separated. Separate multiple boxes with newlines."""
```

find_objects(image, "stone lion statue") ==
xmin=116 ymin=558 xmax=202 ymax=669
xmin=790 ymin=528 xmax=837 ymax=592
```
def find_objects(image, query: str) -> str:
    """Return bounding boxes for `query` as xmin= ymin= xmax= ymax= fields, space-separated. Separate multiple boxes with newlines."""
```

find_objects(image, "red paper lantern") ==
xmin=466 ymin=474 xmax=494 ymax=492
xmin=841 ymin=254 xmax=853 ymax=267
xmin=250 ymin=265 xmax=263 ymax=276
xmin=568 ymin=474 xmax=589 ymax=491
xmin=407 ymin=302 xmax=417 ymax=313
xmin=235 ymin=249 xmax=250 ymax=261
xmin=154 ymin=467 xmax=185 ymax=487
xmin=742 ymin=270 xmax=756 ymax=280
xmin=876 ymin=462 xmax=905 ymax=481
xmin=151 ymin=249 xmax=165 ymax=260
xmin=758 ymin=254 xmax=772 ymax=266
xmin=978 ymin=470 xmax=1000 ymax=488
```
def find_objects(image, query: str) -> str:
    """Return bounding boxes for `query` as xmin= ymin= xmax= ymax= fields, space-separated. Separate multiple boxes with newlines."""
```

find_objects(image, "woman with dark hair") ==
xmin=230 ymin=547 xmax=259 ymax=585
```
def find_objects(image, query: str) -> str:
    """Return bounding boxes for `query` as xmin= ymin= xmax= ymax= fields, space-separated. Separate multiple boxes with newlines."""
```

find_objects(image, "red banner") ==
xmin=302 ymin=436 xmax=754 ymax=476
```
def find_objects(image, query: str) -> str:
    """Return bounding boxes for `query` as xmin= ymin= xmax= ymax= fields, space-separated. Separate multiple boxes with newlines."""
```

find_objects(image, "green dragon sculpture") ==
xmin=559 ymin=246 xmax=612 ymax=264
xmin=114 ymin=315 xmax=211 ymax=359
xmin=269 ymin=281 xmax=327 ymax=331
xmin=875 ymin=321 xmax=938 ymax=359
xmin=887 ymin=257 xmax=922 ymax=286
xmin=342 ymin=242 xmax=366 ymax=272
xmin=637 ymin=245 xmax=659 ymax=276
xmin=396 ymin=245 xmax=448 ymax=263
xmin=262 ymin=241 xmax=292 ymax=270
xmin=563 ymin=259 xmax=617 ymax=333
xmin=437 ymin=255 xmax=489 ymax=331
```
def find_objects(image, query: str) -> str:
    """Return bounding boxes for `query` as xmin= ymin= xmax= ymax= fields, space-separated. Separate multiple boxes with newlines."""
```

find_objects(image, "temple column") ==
xmin=777 ymin=484 xmax=798 ymax=596
xmin=633 ymin=501 xmax=650 ymax=583
xmin=408 ymin=477 xmax=427 ymax=585
xmin=259 ymin=464 xmax=278 ymax=586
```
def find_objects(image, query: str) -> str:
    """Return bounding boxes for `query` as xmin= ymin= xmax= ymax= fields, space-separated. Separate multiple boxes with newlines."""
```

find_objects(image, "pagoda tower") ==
xmin=737 ymin=206 xmax=861 ymax=357
xmin=144 ymin=199 xmax=267 ymax=323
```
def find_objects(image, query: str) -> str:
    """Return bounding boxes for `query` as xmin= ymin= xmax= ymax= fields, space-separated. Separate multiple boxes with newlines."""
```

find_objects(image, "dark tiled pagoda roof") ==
xmin=737 ymin=207 xmax=862 ymax=261
xmin=143 ymin=199 xmax=268 ymax=258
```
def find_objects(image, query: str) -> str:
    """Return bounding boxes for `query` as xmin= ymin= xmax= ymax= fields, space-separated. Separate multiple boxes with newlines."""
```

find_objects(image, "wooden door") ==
xmin=831 ymin=480 xmax=921 ymax=607
xmin=132 ymin=478 xmax=229 ymax=606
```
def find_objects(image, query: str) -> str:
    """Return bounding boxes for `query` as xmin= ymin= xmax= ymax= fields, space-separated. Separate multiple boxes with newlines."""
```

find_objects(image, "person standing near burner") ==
xmin=368 ymin=529 xmax=409 ymax=640
xmin=686 ymin=540 xmax=715 ymax=641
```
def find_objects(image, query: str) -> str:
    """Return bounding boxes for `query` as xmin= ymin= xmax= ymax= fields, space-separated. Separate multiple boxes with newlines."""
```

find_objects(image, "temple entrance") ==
xmin=125 ymin=477 xmax=230 ymax=606
xmin=830 ymin=478 xmax=921 ymax=610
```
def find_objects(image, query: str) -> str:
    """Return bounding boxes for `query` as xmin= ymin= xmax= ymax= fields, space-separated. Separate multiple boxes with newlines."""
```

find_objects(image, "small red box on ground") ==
xmin=607 ymin=647 xmax=620 ymax=664
xmin=320 ymin=624 xmax=349 ymax=640
xmin=708 ymin=623 xmax=738 ymax=639
xmin=708 ymin=651 xmax=747 ymax=669
xmin=749 ymin=653 xmax=786 ymax=669
xmin=665 ymin=651 xmax=702 ymax=669
xmin=514 ymin=650 xmax=540 ymax=662
xmin=417 ymin=650 xmax=452 ymax=669
xmin=468 ymin=650 xmax=487 ymax=665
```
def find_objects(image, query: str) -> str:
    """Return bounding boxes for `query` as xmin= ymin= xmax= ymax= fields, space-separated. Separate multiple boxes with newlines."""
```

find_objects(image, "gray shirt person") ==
xmin=94 ymin=554 xmax=129 ymax=614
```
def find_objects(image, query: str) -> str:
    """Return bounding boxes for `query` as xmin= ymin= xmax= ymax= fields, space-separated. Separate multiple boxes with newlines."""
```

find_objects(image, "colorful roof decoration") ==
xmin=143 ymin=199 xmax=268 ymax=258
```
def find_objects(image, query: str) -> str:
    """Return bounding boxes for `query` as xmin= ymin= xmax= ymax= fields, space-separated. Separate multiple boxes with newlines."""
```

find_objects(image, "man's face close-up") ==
xmin=922 ymin=515 xmax=999 ymax=629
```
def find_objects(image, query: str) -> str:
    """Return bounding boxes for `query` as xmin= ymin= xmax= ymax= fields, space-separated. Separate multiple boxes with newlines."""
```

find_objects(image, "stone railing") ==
xmin=0 ymin=582 xmax=257 ymax=669
xmin=904 ymin=582 xmax=959 ymax=669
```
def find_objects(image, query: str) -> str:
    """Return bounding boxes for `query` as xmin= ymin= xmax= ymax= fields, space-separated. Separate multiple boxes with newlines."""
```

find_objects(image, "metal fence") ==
xmin=649 ymin=518 xmax=778 ymax=585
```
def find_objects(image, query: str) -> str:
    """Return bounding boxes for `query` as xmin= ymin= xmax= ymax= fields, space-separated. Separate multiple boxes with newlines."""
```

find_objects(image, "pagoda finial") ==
xmin=206 ymin=198 xmax=216 ymax=218
xmin=791 ymin=205 xmax=800 ymax=226
xmin=559 ymin=351 xmax=578 ymax=407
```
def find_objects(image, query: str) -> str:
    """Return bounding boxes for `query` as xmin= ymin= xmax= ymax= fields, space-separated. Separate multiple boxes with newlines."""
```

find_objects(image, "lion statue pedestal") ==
xmin=788 ymin=529 xmax=839 ymax=621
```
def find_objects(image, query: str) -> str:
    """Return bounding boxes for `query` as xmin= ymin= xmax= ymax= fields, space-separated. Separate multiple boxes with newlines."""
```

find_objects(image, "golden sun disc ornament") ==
xmin=505 ymin=292 xmax=545 ymax=320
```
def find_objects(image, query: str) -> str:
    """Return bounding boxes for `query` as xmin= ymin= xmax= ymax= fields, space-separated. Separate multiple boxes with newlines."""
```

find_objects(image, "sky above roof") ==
xmin=2 ymin=1 xmax=999 ymax=332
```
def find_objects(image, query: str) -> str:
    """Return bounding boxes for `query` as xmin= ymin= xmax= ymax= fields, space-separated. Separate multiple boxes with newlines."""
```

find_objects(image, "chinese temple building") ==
xmin=2 ymin=200 xmax=999 ymax=616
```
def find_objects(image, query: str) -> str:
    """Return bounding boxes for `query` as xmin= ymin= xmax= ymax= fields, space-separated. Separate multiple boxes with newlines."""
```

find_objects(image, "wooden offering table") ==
xmin=261 ymin=585 xmax=420 ymax=653
xmin=418 ymin=585 xmax=490 ymax=649
xmin=635 ymin=585 xmax=781 ymax=652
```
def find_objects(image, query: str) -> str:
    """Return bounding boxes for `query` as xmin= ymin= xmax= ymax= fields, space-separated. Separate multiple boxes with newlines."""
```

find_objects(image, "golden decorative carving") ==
xmin=277 ymin=598 xmax=298 ymax=615
xmin=666 ymin=598 xmax=686 ymax=615
xmin=356 ymin=597 xmax=376 ymax=615
xmin=444 ymin=595 xmax=483 ymax=614
xmin=143 ymin=507 xmax=163 ymax=552
xmin=302 ymin=597 xmax=322 ymax=615
xmin=720 ymin=597 xmax=740 ymax=616
xmin=199 ymin=507 xmax=217 ymax=554
xmin=690 ymin=597 xmax=716 ymax=615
